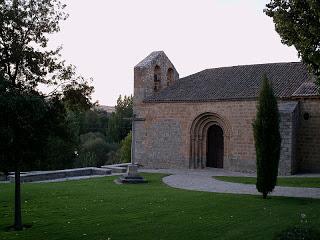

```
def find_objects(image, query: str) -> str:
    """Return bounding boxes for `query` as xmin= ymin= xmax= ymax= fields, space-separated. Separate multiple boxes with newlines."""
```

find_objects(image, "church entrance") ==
xmin=206 ymin=125 xmax=224 ymax=168
xmin=190 ymin=113 xmax=228 ymax=169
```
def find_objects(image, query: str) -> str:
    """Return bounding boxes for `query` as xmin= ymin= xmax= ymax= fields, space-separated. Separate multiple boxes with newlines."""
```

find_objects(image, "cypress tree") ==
xmin=253 ymin=75 xmax=281 ymax=199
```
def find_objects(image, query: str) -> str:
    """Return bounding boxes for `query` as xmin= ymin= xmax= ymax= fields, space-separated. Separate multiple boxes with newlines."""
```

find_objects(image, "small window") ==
xmin=167 ymin=68 xmax=174 ymax=86
xmin=154 ymin=65 xmax=161 ymax=92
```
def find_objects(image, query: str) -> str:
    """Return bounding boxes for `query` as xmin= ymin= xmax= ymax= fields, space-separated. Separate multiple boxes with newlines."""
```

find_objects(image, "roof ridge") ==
xmin=178 ymin=62 xmax=304 ymax=81
xmin=203 ymin=61 xmax=303 ymax=72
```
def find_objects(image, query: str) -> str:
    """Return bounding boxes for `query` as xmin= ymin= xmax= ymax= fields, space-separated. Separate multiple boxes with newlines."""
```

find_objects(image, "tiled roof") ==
xmin=145 ymin=62 xmax=318 ymax=102
xmin=292 ymin=82 xmax=319 ymax=97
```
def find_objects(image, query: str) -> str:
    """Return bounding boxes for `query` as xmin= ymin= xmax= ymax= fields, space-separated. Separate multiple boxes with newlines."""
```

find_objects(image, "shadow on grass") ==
xmin=5 ymin=224 xmax=33 ymax=232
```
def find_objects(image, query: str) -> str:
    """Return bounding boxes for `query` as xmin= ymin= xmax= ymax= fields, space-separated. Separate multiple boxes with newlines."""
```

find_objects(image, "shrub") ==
xmin=74 ymin=152 xmax=97 ymax=168
xmin=76 ymin=132 xmax=111 ymax=167
xmin=106 ymin=150 xmax=119 ymax=165
xmin=43 ymin=136 xmax=76 ymax=170
xmin=118 ymin=131 xmax=132 ymax=163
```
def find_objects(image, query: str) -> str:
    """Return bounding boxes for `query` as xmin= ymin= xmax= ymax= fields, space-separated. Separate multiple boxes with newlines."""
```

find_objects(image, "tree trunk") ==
xmin=14 ymin=171 xmax=23 ymax=231
xmin=263 ymin=192 xmax=267 ymax=199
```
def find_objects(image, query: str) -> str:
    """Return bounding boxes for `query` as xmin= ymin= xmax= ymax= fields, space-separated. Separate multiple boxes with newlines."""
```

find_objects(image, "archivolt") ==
xmin=189 ymin=112 xmax=230 ymax=169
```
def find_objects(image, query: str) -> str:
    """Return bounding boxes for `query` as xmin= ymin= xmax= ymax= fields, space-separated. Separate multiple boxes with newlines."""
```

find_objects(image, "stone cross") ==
xmin=124 ymin=114 xmax=145 ymax=165
xmin=118 ymin=114 xmax=147 ymax=184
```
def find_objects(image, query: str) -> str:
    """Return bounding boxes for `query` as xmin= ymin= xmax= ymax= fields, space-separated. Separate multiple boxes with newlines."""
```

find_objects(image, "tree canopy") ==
xmin=0 ymin=0 xmax=93 ymax=172
xmin=0 ymin=79 xmax=70 ymax=172
xmin=106 ymin=95 xmax=133 ymax=143
xmin=265 ymin=0 xmax=320 ymax=85
xmin=0 ymin=0 xmax=93 ymax=230
xmin=1 ymin=0 xmax=67 ymax=87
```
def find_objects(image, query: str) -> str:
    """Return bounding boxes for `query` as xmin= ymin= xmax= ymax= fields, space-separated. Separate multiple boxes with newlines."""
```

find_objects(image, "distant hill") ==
xmin=95 ymin=105 xmax=115 ymax=113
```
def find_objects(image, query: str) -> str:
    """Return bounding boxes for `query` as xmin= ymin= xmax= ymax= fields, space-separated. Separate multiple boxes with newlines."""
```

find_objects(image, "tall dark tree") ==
xmin=253 ymin=76 xmax=281 ymax=199
xmin=0 ymin=0 xmax=93 ymax=230
xmin=106 ymin=95 xmax=133 ymax=143
xmin=265 ymin=0 xmax=320 ymax=85
xmin=0 ymin=81 xmax=71 ymax=230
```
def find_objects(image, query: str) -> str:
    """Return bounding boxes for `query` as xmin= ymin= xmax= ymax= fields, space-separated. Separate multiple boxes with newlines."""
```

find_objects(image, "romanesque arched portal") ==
xmin=190 ymin=113 xmax=230 ymax=169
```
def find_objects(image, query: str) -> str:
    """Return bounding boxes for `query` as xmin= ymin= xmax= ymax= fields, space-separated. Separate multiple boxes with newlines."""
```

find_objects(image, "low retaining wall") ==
xmin=8 ymin=167 xmax=112 ymax=183
xmin=101 ymin=163 xmax=131 ymax=173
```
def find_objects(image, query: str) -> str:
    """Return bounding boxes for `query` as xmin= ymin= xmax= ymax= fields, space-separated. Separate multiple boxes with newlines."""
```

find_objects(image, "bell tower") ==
xmin=134 ymin=51 xmax=179 ymax=106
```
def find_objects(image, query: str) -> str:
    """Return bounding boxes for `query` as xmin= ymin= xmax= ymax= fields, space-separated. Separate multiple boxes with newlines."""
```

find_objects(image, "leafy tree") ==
xmin=62 ymin=79 xmax=94 ymax=113
xmin=43 ymin=135 xmax=76 ymax=170
xmin=41 ymin=93 xmax=80 ymax=171
xmin=106 ymin=95 xmax=133 ymax=143
xmin=0 ymin=0 xmax=68 ymax=88
xmin=76 ymin=132 xmax=115 ymax=167
xmin=118 ymin=131 xmax=132 ymax=163
xmin=265 ymin=0 xmax=320 ymax=85
xmin=0 ymin=81 xmax=70 ymax=229
xmin=0 ymin=0 xmax=93 ymax=230
xmin=82 ymin=109 xmax=109 ymax=135
xmin=253 ymin=76 xmax=281 ymax=199
xmin=47 ymin=108 xmax=109 ymax=170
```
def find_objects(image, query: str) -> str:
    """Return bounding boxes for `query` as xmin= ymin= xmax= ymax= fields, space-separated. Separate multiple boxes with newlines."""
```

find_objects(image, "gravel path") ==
xmin=141 ymin=168 xmax=320 ymax=199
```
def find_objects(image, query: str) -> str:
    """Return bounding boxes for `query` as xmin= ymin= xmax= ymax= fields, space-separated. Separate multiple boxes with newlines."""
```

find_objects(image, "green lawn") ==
xmin=1 ymin=174 xmax=320 ymax=240
xmin=214 ymin=176 xmax=320 ymax=188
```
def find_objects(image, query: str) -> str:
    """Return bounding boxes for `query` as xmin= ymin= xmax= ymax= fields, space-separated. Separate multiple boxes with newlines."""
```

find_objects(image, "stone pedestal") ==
xmin=117 ymin=164 xmax=147 ymax=184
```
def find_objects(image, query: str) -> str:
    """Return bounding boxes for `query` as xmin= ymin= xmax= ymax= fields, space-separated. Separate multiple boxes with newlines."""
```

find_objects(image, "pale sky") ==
xmin=49 ymin=0 xmax=299 ymax=106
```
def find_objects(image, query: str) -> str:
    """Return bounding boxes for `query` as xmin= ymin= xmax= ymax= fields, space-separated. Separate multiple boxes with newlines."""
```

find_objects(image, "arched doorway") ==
xmin=206 ymin=125 xmax=224 ymax=168
xmin=190 ymin=112 xmax=229 ymax=169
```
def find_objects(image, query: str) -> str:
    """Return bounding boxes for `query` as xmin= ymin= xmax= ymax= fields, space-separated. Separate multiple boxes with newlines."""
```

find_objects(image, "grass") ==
xmin=0 ymin=173 xmax=319 ymax=240
xmin=214 ymin=176 xmax=320 ymax=188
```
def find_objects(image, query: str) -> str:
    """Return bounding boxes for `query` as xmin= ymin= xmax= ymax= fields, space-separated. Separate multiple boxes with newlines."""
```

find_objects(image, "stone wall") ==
xmin=134 ymin=101 xmax=258 ymax=172
xmin=297 ymin=99 xmax=320 ymax=172
xmin=278 ymin=102 xmax=300 ymax=175
xmin=134 ymin=99 xmax=319 ymax=175
xmin=135 ymin=119 xmax=184 ymax=168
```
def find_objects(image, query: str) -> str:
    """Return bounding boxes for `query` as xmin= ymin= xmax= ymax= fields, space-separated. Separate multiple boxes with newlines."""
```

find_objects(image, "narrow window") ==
xmin=167 ymin=68 xmax=174 ymax=86
xmin=154 ymin=65 xmax=161 ymax=92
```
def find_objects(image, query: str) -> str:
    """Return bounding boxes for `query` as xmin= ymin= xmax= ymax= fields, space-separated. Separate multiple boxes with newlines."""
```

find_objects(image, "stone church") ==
xmin=133 ymin=51 xmax=320 ymax=175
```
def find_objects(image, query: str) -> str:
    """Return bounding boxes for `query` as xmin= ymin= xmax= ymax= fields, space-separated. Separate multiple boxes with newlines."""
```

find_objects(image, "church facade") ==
xmin=133 ymin=51 xmax=320 ymax=175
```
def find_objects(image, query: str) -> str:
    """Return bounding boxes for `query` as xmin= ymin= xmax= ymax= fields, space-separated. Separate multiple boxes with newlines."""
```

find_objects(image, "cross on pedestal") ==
xmin=117 ymin=114 xmax=147 ymax=184
xmin=124 ymin=114 xmax=145 ymax=165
